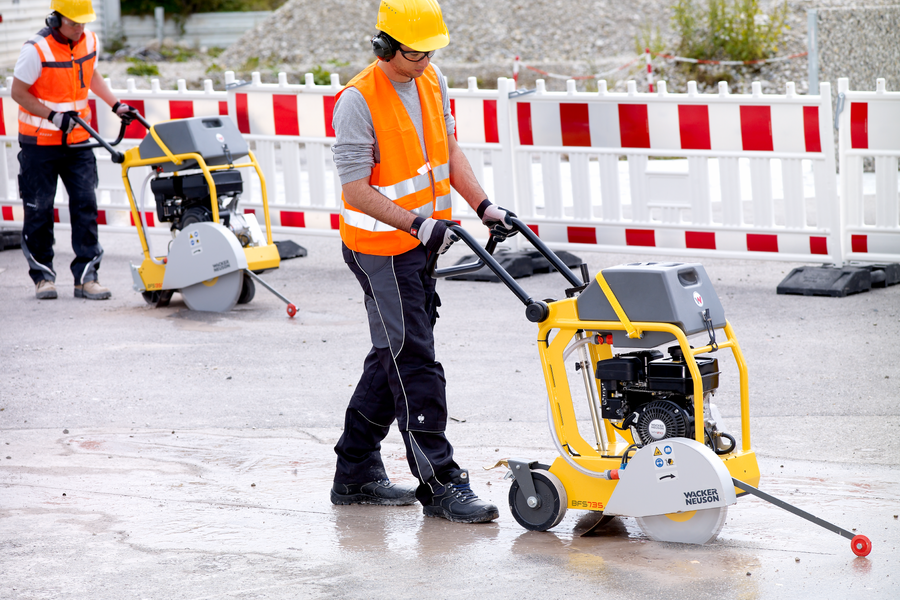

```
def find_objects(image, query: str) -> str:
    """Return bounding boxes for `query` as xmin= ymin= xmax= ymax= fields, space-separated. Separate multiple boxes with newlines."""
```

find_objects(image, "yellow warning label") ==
xmin=653 ymin=447 xmax=662 ymax=456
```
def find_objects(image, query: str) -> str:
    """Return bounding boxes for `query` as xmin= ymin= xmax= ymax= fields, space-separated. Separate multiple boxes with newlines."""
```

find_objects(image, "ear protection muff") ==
xmin=371 ymin=32 xmax=396 ymax=61
xmin=46 ymin=12 xmax=62 ymax=29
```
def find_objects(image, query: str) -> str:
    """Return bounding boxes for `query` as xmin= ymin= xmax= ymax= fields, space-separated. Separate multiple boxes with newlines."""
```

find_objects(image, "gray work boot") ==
xmin=331 ymin=479 xmax=418 ymax=506
xmin=422 ymin=469 xmax=499 ymax=523
xmin=35 ymin=279 xmax=58 ymax=300
xmin=74 ymin=280 xmax=111 ymax=300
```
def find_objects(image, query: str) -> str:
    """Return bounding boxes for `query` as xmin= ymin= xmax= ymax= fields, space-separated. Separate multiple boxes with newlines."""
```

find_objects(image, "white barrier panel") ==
xmin=509 ymin=78 xmax=841 ymax=265
xmin=837 ymin=77 xmax=900 ymax=264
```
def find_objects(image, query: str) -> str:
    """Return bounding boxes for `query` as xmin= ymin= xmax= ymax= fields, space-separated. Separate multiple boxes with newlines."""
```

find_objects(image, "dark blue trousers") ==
xmin=334 ymin=243 xmax=460 ymax=498
xmin=18 ymin=143 xmax=103 ymax=285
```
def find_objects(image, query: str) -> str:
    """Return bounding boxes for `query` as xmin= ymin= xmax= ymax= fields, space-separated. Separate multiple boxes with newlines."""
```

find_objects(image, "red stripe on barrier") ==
xmin=802 ymin=106 xmax=821 ymax=153
xmin=567 ymin=226 xmax=596 ymax=244
xmin=746 ymin=233 xmax=778 ymax=252
xmin=851 ymin=234 xmax=868 ymax=253
xmin=484 ymin=99 xmax=499 ymax=144
xmin=281 ymin=210 xmax=305 ymax=227
xmin=618 ymin=104 xmax=650 ymax=148
xmin=625 ymin=228 xmax=655 ymax=247
xmin=235 ymin=94 xmax=250 ymax=134
xmin=129 ymin=212 xmax=155 ymax=227
xmin=53 ymin=208 xmax=59 ymax=223
xmin=122 ymin=99 xmax=147 ymax=139
xmin=527 ymin=223 xmax=539 ymax=236
xmin=517 ymin=103 xmax=534 ymax=145
xmin=169 ymin=100 xmax=194 ymax=119
xmin=244 ymin=208 xmax=255 ymax=215
xmin=323 ymin=96 xmax=336 ymax=138
xmin=560 ymin=103 xmax=591 ymax=147
xmin=273 ymin=95 xmax=300 ymax=136
xmin=449 ymin=99 xmax=457 ymax=139
xmin=850 ymin=103 xmax=868 ymax=149
xmin=96 ymin=210 xmax=106 ymax=226
xmin=219 ymin=101 xmax=229 ymax=116
xmin=330 ymin=213 xmax=340 ymax=230
xmin=678 ymin=105 xmax=711 ymax=150
xmin=2 ymin=206 xmax=13 ymax=220
xmin=88 ymin=99 xmax=98 ymax=131
xmin=740 ymin=105 xmax=773 ymax=151
xmin=810 ymin=236 xmax=828 ymax=255
xmin=685 ymin=231 xmax=716 ymax=249
xmin=0 ymin=98 xmax=5 ymax=136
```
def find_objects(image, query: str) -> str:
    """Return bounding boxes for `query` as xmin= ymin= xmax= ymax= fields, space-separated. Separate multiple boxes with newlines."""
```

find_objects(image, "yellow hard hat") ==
xmin=376 ymin=0 xmax=449 ymax=52
xmin=50 ymin=0 xmax=96 ymax=23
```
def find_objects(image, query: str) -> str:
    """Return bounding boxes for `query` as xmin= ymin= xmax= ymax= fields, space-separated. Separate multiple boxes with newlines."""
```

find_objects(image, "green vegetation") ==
xmin=121 ymin=1 xmax=287 ymax=18
xmin=310 ymin=59 xmax=351 ymax=86
xmin=634 ymin=23 xmax=666 ymax=57
xmin=671 ymin=0 xmax=790 ymax=62
xmin=125 ymin=60 xmax=160 ymax=77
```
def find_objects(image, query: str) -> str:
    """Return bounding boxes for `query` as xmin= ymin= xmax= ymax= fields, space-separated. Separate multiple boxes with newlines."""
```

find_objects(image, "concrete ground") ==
xmin=1 ymin=227 xmax=898 ymax=599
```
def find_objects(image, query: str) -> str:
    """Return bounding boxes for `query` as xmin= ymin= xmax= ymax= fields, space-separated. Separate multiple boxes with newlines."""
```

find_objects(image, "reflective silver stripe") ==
xmin=341 ymin=207 xmax=398 ymax=233
xmin=85 ymin=31 xmax=96 ymax=55
xmin=411 ymin=203 xmax=434 ymax=218
xmin=432 ymin=162 xmax=450 ymax=182
xmin=435 ymin=194 xmax=452 ymax=211
xmin=374 ymin=171 xmax=432 ymax=201
xmin=33 ymin=36 xmax=53 ymax=61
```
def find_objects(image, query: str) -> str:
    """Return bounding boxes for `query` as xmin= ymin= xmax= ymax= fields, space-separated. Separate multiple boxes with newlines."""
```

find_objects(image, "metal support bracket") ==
xmin=508 ymin=459 xmax=541 ymax=509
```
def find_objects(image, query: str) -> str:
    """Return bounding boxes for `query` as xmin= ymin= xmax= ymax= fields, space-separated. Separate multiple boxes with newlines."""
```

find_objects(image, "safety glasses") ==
xmin=398 ymin=49 xmax=436 ymax=62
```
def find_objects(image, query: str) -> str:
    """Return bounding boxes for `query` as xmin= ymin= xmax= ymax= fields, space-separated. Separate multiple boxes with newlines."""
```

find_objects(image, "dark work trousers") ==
xmin=334 ymin=243 xmax=460 ymax=501
xmin=18 ymin=143 xmax=103 ymax=285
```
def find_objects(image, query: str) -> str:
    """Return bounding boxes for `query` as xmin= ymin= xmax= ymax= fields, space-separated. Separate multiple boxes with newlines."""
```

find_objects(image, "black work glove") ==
xmin=476 ymin=199 xmax=518 ymax=241
xmin=410 ymin=216 xmax=458 ymax=254
xmin=112 ymin=101 xmax=135 ymax=124
xmin=48 ymin=110 xmax=78 ymax=134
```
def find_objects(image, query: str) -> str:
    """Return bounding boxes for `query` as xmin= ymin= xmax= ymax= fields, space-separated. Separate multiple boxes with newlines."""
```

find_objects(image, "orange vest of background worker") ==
xmin=12 ymin=0 xmax=133 ymax=301
xmin=17 ymin=18 xmax=96 ymax=145
xmin=337 ymin=61 xmax=452 ymax=256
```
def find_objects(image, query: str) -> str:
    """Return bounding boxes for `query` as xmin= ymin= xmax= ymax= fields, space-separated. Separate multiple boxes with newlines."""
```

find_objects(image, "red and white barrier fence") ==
xmin=1 ymin=70 xmax=896 ymax=267
xmin=837 ymin=77 xmax=900 ymax=264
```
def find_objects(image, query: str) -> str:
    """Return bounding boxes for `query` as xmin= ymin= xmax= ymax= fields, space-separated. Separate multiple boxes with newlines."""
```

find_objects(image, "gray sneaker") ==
xmin=35 ymin=279 xmax=58 ymax=300
xmin=74 ymin=280 xmax=111 ymax=300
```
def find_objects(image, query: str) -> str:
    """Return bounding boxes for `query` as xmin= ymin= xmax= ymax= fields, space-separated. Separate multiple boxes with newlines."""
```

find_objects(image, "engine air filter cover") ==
xmin=647 ymin=356 xmax=719 ymax=395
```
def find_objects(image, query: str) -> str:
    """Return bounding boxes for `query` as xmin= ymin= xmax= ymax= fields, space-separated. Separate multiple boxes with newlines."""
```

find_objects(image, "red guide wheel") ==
xmin=851 ymin=534 xmax=872 ymax=557
xmin=286 ymin=303 xmax=297 ymax=318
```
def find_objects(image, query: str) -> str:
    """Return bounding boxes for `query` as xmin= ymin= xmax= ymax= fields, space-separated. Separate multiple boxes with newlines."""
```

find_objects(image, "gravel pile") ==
xmin=214 ymin=0 xmax=898 ymax=94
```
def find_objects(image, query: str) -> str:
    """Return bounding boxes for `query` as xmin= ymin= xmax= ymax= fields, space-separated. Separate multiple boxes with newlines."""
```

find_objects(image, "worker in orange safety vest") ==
xmin=12 ymin=0 xmax=134 ymax=300
xmin=329 ymin=0 xmax=519 ymax=524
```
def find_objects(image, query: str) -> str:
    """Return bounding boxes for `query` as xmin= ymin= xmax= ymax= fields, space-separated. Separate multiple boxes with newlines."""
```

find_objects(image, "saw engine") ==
xmin=596 ymin=345 xmax=736 ymax=454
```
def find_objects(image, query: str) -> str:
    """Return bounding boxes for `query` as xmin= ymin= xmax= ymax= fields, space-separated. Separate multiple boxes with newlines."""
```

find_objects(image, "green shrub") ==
xmin=126 ymin=62 xmax=160 ymax=77
xmin=672 ymin=0 xmax=789 ymax=62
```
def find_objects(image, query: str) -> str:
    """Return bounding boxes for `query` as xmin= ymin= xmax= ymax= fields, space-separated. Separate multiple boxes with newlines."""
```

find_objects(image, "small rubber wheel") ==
xmin=141 ymin=291 xmax=160 ymax=305
xmin=237 ymin=272 xmax=255 ymax=304
xmin=851 ymin=534 xmax=872 ymax=557
xmin=508 ymin=469 xmax=567 ymax=531
xmin=286 ymin=303 xmax=297 ymax=318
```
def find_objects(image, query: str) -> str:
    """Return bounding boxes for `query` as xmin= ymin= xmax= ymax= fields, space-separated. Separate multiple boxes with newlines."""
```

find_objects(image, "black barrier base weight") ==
xmin=274 ymin=240 xmax=308 ymax=260
xmin=777 ymin=263 xmax=900 ymax=297
xmin=449 ymin=249 xmax=582 ymax=282
xmin=0 ymin=228 xmax=22 ymax=252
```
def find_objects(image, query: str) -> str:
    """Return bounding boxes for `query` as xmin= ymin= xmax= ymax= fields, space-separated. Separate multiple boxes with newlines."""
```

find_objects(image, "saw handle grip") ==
xmin=63 ymin=111 xmax=151 ymax=164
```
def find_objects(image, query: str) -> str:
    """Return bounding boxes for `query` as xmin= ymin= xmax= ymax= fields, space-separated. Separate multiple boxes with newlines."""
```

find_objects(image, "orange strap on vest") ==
xmin=18 ymin=28 xmax=96 ymax=146
xmin=338 ymin=62 xmax=451 ymax=256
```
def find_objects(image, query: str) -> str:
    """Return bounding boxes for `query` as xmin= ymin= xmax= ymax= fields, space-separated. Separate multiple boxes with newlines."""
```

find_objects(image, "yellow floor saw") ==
xmin=70 ymin=112 xmax=297 ymax=316
xmin=431 ymin=219 xmax=872 ymax=557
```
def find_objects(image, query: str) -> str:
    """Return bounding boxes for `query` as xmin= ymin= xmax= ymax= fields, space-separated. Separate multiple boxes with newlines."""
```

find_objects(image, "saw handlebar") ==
xmin=63 ymin=111 xmax=152 ymax=164
xmin=426 ymin=217 xmax=584 ymax=323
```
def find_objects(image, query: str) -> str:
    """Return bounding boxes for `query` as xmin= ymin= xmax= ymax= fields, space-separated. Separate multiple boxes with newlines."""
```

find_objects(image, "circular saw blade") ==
xmin=636 ymin=506 xmax=728 ymax=545
xmin=180 ymin=270 xmax=243 ymax=313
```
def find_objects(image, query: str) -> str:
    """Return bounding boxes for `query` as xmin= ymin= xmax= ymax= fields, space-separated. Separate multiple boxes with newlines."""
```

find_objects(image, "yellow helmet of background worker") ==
xmin=376 ymin=0 xmax=449 ymax=51
xmin=50 ymin=0 xmax=96 ymax=23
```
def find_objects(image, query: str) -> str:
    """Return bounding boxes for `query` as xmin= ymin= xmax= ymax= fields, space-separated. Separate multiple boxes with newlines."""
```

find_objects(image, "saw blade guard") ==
xmin=161 ymin=221 xmax=248 ymax=290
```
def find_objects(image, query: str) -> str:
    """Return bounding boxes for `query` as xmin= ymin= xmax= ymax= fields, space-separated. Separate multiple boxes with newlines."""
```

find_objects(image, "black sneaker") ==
xmin=422 ymin=469 xmax=499 ymax=523
xmin=331 ymin=479 xmax=417 ymax=506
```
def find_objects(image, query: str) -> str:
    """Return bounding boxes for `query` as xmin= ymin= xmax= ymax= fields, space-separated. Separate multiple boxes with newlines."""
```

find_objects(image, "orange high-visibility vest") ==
xmin=338 ymin=62 xmax=452 ymax=256
xmin=18 ymin=27 xmax=96 ymax=145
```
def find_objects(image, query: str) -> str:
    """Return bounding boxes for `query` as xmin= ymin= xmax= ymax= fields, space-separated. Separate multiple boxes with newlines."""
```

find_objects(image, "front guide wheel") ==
xmin=508 ymin=469 xmax=567 ymax=531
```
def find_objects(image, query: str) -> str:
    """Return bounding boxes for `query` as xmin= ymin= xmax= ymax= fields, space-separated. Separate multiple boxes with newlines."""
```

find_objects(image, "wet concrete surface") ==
xmin=1 ymin=229 xmax=899 ymax=599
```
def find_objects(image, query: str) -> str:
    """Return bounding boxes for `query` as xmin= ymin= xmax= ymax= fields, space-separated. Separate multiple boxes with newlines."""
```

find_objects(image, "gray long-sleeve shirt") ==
xmin=331 ymin=63 xmax=455 ymax=186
